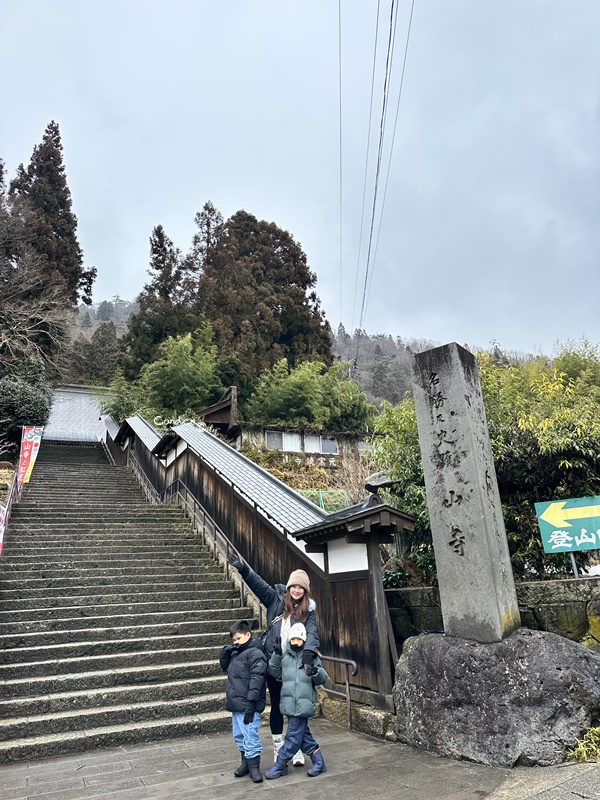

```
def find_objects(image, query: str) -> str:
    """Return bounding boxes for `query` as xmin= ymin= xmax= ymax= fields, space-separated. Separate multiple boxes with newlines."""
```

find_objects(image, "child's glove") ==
xmin=273 ymin=637 xmax=282 ymax=656
xmin=243 ymin=705 xmax=255 ymax=725
xmin=302 ymin=649 xmax=318 ymax=676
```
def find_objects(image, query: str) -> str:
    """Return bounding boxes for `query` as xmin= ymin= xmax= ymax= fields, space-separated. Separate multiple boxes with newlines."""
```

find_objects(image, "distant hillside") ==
xmin=332 ymin=326 xmax=535 ymax=408
xmin=331 ymin=325 xmax=440 ymax=408
xmin=73 ymin=296 xmax=139 ymax=340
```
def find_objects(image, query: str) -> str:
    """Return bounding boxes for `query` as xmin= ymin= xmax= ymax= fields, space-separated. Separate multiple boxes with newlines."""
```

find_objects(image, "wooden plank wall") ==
xmin=107 ymin=430 xmax=382 ymax=694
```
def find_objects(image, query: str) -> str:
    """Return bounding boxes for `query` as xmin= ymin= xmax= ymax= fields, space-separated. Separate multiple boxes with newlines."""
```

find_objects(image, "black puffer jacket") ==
xmin=240 ymin=565 xmax=320 ymax=659
xmin=219 ymin=636 xmax=267 ymax=714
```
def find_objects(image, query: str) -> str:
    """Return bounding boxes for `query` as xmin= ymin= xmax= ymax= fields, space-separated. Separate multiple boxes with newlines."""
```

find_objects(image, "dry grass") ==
xmin=568 ymin=727 xmax=600 ymax=762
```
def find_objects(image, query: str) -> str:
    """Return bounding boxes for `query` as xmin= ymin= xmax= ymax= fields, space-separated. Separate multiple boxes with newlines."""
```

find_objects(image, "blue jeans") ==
xmin=277 ymin=715 xmax=319 ymax=762
xmin=231 ymin=711 xmax=262 ymax=759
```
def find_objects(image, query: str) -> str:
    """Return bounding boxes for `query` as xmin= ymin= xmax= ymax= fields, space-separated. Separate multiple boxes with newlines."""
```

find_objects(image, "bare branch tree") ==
xmin=0 ymin=247 xmax=71 ymax=377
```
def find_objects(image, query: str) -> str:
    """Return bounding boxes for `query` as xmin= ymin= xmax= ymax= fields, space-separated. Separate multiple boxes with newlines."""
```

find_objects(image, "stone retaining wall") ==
xmin=386 ymin=575 xmax=600 ymax=651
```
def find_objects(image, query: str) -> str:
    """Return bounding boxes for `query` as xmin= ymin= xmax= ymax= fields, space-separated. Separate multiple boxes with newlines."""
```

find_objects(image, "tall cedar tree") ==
xmin=123 ymin=225 xmax=201 ymax=378
xmin=197 ymin=209 xmax=332 ymax=397
xmin=186 ymin=201 xmax=223 ymax=284
xmin=9 ymin=121 xmax=96 ymax=305
xmin=0 ymin=159 xmax=71 ymax=377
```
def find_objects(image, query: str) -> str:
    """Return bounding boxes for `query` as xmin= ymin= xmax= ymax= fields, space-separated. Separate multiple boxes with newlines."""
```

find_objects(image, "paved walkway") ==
xmin=0 ymin=719 xmax=598 ymax=800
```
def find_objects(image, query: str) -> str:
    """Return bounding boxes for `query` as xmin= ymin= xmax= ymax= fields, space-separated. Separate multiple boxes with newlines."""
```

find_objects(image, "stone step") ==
xmin=6 ymin=525 xmax=196 ymax=535
xmin=23 ymin=478 xmax=141 ymax=485
xmin=22 ymin=478 xmax=139 ymax=486
xmin=9 ymin=510 xmax=185 ymax=520
xmin=0 ymin=576 xmax=230 ymax=593
xmin=0 ymin=583 xmax=234 ymax=600
xmin=0 ymin=564 xmax=223 ymax=580
xmin=19 ymin=484 xmax=141 ymax=492
xmin=0 ymin=645 xmax=224 ymax=680
xmin=0 ymin=710 xmax=230 ymax=763
xmin=13 ymin=503 xmax=167 ymax=510
xmin=0 ymin=631 xmax=228 ymax=662
xmin=0 ymin=618 xmax=254 ymax=647
xmin=0 ymin=692 xmax=226 ymax=741
xmin=0 ymin=560 xmax=219 ymax=574
xmin=0 ymin=441 xmax=255 ymax=763
xmin=0 ymin=609 xmax=254 ymax=639
xmin=1 ymin=536 xmax=201 ymax=548
xmin=0 ymin=675 xmax=227 ymax=719
xmin=0 ymin=596 xmax=240 ymax=621
xmin=20 ymin=494 xmax=147 ymax=503
xmin=3 ymin=544 xmax=210 ymax=557
xmin=5 ymin=523 xmax=193 ymax=533
xmin=0 ymin=591 xmax=239 ymax=622
xmin=1 ymin=544 xmax=204 ymax=557
xmin=1 ymin=658 xmax=222 ymax=697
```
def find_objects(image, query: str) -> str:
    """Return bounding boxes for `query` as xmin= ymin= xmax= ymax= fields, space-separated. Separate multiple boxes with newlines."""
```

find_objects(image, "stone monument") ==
xmin=411 ymin=342 xmax=520 ymax=642
xmin=392 ymin=342 xmax=600 ymax=766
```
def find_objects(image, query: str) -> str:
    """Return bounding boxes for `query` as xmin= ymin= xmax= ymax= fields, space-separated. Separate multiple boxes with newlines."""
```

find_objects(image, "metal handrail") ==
xmin=165 ymin=480 xmax=361 ymax=730
xmin=122 ymin=466 xmax=360 ymax=731
xmin=101 ymin=438 xmax=116 ymax=466
xmin=160 ymin=477 xmax=268 ymax=629
xmin=318 ymin=654 xmax=359 ymax=732
xmin=127 ymin=450 xmax=161 ymax=505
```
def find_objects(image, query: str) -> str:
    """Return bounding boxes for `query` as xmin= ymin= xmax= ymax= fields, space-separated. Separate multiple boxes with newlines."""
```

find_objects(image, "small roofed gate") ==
xmin=106 ymin=417 xmax=415 ymax=707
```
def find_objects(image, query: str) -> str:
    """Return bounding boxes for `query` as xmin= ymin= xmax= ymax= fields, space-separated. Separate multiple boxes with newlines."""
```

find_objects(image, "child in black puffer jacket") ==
xmin=219 ymin=619 xmax=267 ymax=783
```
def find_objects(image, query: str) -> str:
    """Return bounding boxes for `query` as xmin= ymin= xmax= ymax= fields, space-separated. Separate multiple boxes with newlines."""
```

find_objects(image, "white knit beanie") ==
xmin=288 ymin=623 xmax=307 ymax=642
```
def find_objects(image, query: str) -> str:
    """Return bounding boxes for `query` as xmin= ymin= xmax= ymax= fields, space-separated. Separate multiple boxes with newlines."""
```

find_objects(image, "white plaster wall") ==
xmin=326 ymin=537 xmax=368 ymax=573
xmin=287 ymin=536 xmax=325 ymax=572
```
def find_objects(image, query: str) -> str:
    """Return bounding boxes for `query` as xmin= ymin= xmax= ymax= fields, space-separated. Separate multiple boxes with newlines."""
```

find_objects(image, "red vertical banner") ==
xmin=0 ymin=501 xmax=6 ymax=555
xmin=23 ymin=427 xmax=43 ymax=483
xmin=17 ymin=426 xmax=43 ymax=485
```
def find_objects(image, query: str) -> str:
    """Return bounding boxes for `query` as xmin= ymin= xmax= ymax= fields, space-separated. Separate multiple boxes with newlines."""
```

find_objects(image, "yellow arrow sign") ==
xmin=540 ymin=502 xmax=600 ymax=528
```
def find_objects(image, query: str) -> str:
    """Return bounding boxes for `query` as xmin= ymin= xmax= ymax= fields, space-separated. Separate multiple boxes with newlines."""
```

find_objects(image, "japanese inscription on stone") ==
xmin=412 ymin=343 xmax=521 ymax=644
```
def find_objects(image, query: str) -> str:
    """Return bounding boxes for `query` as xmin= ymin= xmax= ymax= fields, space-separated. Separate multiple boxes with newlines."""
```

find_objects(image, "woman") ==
xmin=227 ymin=554 xmax=320 ymax=765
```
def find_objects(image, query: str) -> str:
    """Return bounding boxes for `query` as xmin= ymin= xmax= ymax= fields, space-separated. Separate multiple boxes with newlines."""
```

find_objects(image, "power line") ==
xmin=338 ymin=0 xmax=344 ymax=328
xmin=367 ymin=0 xmax=416 ymax=311
xmin=350 ymin=0 xmax=382 ymax=337
xmin=355 ymin=0 xmax=399 ymax=365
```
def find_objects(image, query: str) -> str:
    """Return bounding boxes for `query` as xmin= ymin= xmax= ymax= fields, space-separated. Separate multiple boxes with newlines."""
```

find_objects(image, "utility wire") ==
xmin=338 ymin=0 xmax=344 ymax=328
xmin=367 ymin=0 xmax=416 ymax=310
xmin=350 ymin=0 xmax=381 ymax=338
xmin=355 ymin=0 xmax=399 ymax=367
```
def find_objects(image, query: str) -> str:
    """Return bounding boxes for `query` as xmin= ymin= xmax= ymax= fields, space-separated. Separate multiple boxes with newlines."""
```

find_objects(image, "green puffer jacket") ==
xmin=268 ymin=645 xmax=328 ymax=718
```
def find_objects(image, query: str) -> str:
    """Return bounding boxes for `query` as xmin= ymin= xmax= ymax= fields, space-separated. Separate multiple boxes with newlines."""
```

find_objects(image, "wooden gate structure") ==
xmin=105 ymin=416 xmax=415 ymax=709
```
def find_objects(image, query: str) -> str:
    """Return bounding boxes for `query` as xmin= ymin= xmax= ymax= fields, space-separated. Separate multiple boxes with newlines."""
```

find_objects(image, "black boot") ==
xmin=247 ymin=755 xmax=263 ymax=783
xmin=234 ymin=751 xmax=249 ymax=778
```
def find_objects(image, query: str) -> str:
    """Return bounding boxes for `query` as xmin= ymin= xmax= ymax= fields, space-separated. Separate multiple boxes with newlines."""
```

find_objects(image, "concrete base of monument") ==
xmin=393 ymin=627 xmax=600 ymax=768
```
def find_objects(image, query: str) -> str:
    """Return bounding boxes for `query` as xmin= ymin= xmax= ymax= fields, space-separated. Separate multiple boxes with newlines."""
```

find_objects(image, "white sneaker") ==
xmin=273 ymin=736 xmax=284 ymax=763
xmin=292 ymin=749 xmax=305 ymax=767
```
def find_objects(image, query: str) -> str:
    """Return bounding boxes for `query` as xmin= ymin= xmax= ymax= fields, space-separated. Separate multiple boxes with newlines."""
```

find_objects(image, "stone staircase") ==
xmin=0 ymin=442 xmax=255 ymax=763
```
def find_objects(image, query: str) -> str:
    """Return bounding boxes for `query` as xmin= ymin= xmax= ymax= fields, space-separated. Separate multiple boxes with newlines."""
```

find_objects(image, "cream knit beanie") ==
xmin=286 ymin=569 xmax=310 ymax=593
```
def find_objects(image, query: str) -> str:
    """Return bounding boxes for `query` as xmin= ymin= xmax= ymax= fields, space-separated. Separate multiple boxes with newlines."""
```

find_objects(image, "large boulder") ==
xmin=393 ymin=627 xmax=600 ymax=767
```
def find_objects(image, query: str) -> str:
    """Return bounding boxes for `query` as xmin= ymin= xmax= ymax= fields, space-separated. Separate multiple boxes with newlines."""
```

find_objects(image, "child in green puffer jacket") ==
xmin=265 ymin=622 xmax=328 ymax=780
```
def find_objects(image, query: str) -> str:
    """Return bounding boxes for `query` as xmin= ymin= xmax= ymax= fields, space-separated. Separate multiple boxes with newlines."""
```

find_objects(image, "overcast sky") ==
xmin=2 ymin=1 xmax=599 ymax=356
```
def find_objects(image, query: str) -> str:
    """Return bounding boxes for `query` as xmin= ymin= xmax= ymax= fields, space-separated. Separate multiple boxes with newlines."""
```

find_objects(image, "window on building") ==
xmin=304 ymin=434 xmax=321 ymax=453
xmin=357 ymin=439 xmax=372 ymax=456
xmin=283 ymin=432 xmax=301 ymax=452
xmin=265 ymin=430 xmax=283 ymax=450
xmin=320 ymin=437 xmax=338 ymax=455
xmin=265 ymin=430 xmax=302 ymax=452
